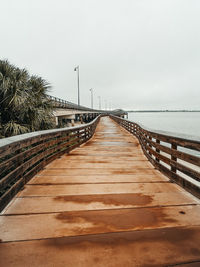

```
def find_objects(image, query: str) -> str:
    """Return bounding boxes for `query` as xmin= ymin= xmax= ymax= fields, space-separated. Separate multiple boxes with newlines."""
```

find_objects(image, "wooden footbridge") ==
xmin=0 ymin=116 xmax=200 ymax=266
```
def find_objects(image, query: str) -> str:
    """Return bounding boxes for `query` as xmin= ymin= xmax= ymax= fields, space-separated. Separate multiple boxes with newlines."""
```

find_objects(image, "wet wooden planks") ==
xmin=0 ymin=117 xmax=200 ymax=267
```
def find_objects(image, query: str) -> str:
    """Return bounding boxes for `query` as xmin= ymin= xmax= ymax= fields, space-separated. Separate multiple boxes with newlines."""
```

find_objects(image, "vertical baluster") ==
xmin=77 ymin=129 xmax=80 ymax=145
xmin=66 ymin=132 xmax=70 ymax=152
xmin=84 ymin=127 xmax=87 ymax=141
xmin=88 ymin=126 xmax=90 ymax=139
xmin=155 ymin=139 xmax=160 ymax=162
xmin=136 ymin=126 xmax=139 ymax=137
xmin=134 ymin=125 xmax=136 ymax=135
xmin=131 ymin=123 xmax=134 ymax=134
xmin=144 ymin=133 xmax=148 ymax=150
xmin=171 ymin=143 xmax=177 ymax=173
xmin=149 ymin=136 xmax=152 ymax=156
xmin=140 ymin=129 xmax=144 ymax=149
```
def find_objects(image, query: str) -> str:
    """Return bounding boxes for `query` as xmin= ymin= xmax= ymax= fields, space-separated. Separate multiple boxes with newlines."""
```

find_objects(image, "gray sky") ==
xmin=1 ymin=0 xmax=200 ymax=110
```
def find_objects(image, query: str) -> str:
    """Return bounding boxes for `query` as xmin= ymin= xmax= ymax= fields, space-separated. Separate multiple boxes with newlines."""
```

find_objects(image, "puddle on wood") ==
xmin=43 ymin=226 xmax=199 ymax=256
xmin=54 ymin=193 xmax=153 ymax=206
xmin=54 ymin=207 xmax=177 ymax=236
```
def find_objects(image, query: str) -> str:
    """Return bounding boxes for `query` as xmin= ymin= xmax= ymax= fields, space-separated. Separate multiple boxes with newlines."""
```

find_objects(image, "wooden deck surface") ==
xmin=1 ymin=117 xmax=200 ymax=266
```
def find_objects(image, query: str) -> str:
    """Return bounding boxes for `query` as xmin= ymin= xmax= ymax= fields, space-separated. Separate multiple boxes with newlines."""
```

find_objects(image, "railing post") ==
xmin=131 ymin=123 xmax=134 ymax=134
xmin=156 ymin=139 xmax=160 ymax=162
xmin=84 ymin=127 xmax=87 ymax=141
xmin=77 ymin=129 xmax=80 ymax=145
xmin=140 ymin=129 xmax=145 ymax=150
xmin=66 ymin=132 xmax=70 ymax=152
xmin=171 ymin=143 xmax=177 ymax=173
xmin=135 ymin=126 xmax=138 ymax=137
xmin=134 ymin=125 xmax=137 ymax=135
xmin=149 ymin=136 xmax=152 ymax=156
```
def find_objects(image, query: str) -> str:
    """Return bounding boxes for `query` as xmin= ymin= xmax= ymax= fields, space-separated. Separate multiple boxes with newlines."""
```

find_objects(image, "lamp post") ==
xmin=74 ymin=66 xmax=80 ymax=106
xmin=89 ymin=88 xmax=93 ymax=109
xmin=98 ymin=96 xmax=101 ymax=110
xmin=105 ymin=100 xmax=107 ymax=110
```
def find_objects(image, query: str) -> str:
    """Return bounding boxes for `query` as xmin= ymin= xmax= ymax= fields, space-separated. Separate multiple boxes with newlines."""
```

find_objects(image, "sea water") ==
xmin=128 ymin=112 xmax=200 ymax=138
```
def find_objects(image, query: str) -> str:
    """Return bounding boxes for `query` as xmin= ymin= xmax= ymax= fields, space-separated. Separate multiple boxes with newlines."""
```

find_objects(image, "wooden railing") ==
xmin=110 ymin=115 xmax=200 ymax=198
xmin=0 ymin=116 xmax=100 ymax=211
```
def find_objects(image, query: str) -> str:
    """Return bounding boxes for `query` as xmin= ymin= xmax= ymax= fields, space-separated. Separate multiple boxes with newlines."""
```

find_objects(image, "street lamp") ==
xmin=89 ymin=88 xmax=93 ymax=109
xmin=98 ymin=96 xmax=101 ymax=110
xmin=74 ymin=66 xmax=80 ymax=106
xmin=105 ymin=100 xmax=107 ymax=110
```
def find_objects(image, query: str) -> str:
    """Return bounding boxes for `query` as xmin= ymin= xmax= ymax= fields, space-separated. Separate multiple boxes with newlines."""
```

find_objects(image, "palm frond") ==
xmin=3 ymin=121 xmax=29 ymax=137
xmin=0 ymin=59 xmax=55 ymax=137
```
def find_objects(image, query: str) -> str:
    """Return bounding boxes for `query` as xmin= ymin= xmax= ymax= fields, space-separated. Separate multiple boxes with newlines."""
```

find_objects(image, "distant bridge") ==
xmin=48 ymin=95 xmax=128 ymax=125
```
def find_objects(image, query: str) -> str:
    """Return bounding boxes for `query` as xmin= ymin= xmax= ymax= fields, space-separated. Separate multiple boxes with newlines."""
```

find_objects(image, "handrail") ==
xmin=47 ymin=95 xmax=128 ymax=117
xmin=110 ymin=115 xmax=200 ymax=198
xmin=0 ymin=116 xmax=101 ymax=211
xmin=47 ymin=95 xmax=103 ymax=112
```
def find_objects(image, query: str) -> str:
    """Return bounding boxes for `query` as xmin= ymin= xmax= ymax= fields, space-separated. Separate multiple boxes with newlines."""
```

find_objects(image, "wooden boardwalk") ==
xmin=1 ymin=117 xmax=200 ymax=266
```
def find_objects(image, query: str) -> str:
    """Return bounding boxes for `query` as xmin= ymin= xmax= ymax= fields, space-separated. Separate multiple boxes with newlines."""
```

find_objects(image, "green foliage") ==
xmin=0 ymin=60 xmax=55 ymax=137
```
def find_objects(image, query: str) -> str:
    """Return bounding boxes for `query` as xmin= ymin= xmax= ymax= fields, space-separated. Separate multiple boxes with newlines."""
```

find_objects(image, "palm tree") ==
xmin=24 ymin=75 xmax=54 ymax=131
xmin=0 ymin=60 xmax=55 ymax=137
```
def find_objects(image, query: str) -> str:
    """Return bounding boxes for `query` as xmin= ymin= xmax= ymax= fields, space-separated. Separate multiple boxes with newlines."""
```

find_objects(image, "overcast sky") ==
xmin=0 ymin=0 xmax=200 ymax=110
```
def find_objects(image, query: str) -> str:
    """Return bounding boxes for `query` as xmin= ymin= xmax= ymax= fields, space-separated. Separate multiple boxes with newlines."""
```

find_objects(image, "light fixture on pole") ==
xmin=98 ymin=96 xmax=101 ymax=110
xmin=74 ymin=66 xmax=80 ymax=106
xmin=89 ymin=88 xmax=93 ymax=109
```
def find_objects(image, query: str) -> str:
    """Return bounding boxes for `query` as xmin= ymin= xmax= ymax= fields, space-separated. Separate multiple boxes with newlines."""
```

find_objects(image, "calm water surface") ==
xmin=128 ymin=112 xmax=200 ymax=138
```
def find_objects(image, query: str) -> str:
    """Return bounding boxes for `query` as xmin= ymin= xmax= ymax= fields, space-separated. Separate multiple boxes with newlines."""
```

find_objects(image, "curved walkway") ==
xmin=1 ymin=117 xmax=200 ymax=266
